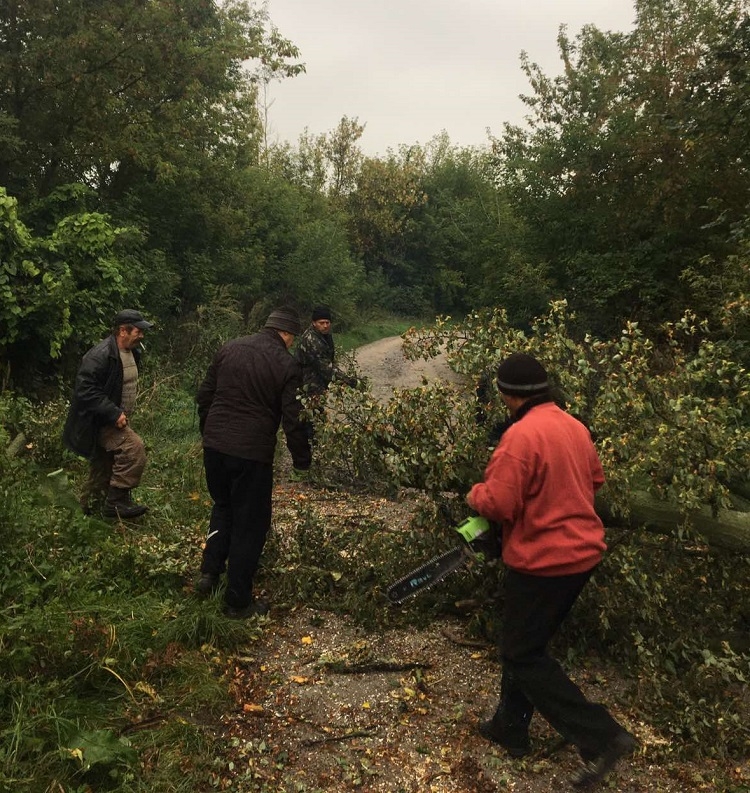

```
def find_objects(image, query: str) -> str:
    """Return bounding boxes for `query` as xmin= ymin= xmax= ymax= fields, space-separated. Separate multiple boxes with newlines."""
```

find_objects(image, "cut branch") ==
xmin=321 ymin=660 xmax=431 ymax=674
xmin=301 ymin=729 xmax=372 ymax=746
xmin=598 ymin=491 xmax=750 ymax=551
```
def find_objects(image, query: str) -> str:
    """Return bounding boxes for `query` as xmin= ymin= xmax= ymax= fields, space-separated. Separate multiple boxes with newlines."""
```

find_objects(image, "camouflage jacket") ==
xmin=295 ymin=326 xmax=336 ymax=396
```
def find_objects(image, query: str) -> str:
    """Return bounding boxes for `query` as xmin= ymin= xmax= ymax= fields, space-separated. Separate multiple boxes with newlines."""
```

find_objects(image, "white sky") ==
xmin=262 ymin=0 xmax=637 ymax=157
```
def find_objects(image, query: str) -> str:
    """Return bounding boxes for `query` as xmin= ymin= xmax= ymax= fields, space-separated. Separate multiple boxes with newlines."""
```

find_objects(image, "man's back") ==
xmin=198 ymin=329 xmax=306 ymax=464
xmin=472 ymin=401 xmax=606 ymax=576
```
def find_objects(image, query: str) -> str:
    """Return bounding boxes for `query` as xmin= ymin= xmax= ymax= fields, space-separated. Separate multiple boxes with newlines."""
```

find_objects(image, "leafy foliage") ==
xmin=0 ymin=187 xmax=142 ymax=389
xmin=312 ymin=378 xmax=485 ymax=495
xmin=5 ymin=0 xmax=750 ymax=394
xmin=399 ymin=302 xmax=749 ymax=520
xmin=490 ymin=0 xmax=750 ymax=335
xmin=0 ymin=0 xmax=302 ymax=202
xmin=304 ymin=306 xmax=750 ymax=760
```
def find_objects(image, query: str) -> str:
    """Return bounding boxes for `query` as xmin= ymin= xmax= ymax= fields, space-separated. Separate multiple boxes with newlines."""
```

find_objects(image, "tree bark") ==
xmin=6 ymin=432 xmax=26 ymax=458
xmin=598 ymin=491 xmax=750 ymax=552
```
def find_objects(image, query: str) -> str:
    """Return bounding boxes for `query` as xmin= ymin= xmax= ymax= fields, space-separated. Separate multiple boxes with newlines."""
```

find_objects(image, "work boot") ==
xmin=195 ymin=573 xmax=221 ymax=596
xmin=478 ymin=719 xmax=531 ymax=758
xmin=570 ymin=731 xmax=638 ymax=788
xmin=103 ymin=487 xmax=149 ymax=519
xmin=223 ymin=598 xmax=271 ymax=619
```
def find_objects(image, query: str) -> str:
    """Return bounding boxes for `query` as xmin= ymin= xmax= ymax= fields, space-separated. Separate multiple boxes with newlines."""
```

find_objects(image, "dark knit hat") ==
xmin=264 ymin=307 xmax=302 ymax=336
xmin=311 ymin=305 xmax=332 ymax=321
xmin=113 ymin=309 xmax=153 ymax=330
xmin=496 ymin=353 xmax=549 ymax=396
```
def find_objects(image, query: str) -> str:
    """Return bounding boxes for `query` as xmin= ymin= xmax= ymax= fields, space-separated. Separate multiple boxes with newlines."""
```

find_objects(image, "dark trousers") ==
xmin=301 ymin=393 xmax=325 ymax=443
xmin=200 ymin=448 xmax=273 ymax=609
xmin=492 ymin=567 xmax=624 ymax=758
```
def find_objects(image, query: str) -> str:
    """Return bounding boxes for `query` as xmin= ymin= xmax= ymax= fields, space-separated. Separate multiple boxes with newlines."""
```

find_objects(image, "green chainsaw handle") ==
xmin=454 ymin=515 xmax=500 ymax=562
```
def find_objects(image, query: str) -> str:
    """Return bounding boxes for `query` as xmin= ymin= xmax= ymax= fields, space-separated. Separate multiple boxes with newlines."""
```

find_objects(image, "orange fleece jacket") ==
xmin=469 ymin=402 xmax=606 ymax=576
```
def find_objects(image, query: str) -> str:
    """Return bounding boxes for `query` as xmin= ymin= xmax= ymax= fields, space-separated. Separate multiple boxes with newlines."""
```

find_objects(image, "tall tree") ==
xmin=343 ymin=147 xmax=428 ymax=313
xmin=0 ymin=0 xmax=303 ymax=202
xmin=266 ymin=116 xmax=365 ymax=199
xmin=491 ymin=0 xmax=750 ymax=334
xmin=402 ymin=142 xmax=539 ymax=320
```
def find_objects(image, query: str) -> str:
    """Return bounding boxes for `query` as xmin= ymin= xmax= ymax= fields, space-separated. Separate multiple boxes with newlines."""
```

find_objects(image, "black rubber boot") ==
xmin=195 ymin=573 xmax=221 ymax=596
xmin=478 ymin=719 xmax=531 ymax=758
xmin=223 ymin=598 xmax=270 ymax=619
xmin=570 ymin=731 xmax=638 ymax=788
xmin=103 ymin=487 xmax=149 ymax=519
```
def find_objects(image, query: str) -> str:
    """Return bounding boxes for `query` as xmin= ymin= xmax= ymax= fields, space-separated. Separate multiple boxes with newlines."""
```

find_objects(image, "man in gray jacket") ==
xmin=63 ymin=309 xmax=153 ymax=519
xmin=195 ymin=307 xmax=311 ymax=618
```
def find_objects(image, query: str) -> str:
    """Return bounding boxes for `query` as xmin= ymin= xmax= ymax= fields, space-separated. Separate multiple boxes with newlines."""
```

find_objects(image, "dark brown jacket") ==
xmin=197 ymin=328 xmax=311 ymax=468
xmin=63 ymin=335 xmax=140 ymax=458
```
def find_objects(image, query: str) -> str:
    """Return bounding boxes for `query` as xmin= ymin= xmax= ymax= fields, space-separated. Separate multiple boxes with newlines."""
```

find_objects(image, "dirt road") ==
xmin=355 ymin=335 xmax=462 ymax=402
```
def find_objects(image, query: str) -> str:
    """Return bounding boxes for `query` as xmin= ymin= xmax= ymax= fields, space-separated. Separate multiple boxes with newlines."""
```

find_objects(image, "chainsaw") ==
xmin=386 ymin=516 xmax=500 ymax=604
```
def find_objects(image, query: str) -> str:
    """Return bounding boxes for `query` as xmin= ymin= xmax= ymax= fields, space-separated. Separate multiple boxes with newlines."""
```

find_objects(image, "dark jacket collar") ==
xmin=513 ymin=392 xmax=554 ymax=423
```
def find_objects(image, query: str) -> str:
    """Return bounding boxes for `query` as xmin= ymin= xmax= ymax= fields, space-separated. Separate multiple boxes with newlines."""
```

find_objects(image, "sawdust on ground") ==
xmin=208 ymin=337 xmax=747 ymax=793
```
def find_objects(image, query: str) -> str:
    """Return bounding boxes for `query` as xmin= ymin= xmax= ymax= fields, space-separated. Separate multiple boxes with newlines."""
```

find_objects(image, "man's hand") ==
xmin=334 ymin=369 xmax=360 ymax=388
xmin=116 ymin=412 xmax=128 ymax=429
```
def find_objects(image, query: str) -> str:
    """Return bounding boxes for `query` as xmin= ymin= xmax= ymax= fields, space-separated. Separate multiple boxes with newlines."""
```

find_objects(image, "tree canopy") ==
xmin=491 ymin=0 xmax=750 ymax=335
xmin=0 ymin=0 xmax=748 ymax=381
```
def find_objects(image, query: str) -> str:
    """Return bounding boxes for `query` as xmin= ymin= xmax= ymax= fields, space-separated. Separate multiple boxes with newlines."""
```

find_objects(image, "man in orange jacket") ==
xmin=467 ymin=352 xmax=637 ymax=788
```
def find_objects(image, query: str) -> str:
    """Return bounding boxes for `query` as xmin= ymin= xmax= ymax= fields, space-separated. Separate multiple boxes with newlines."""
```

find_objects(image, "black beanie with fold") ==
xmin=496 ymin=353 xmax=549 ymax=396
xmin=311 ymin=305 xmax=332 ymax=321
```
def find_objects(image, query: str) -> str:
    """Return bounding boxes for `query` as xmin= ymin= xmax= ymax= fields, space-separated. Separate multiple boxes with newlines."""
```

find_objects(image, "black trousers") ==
xmin=492 ymin=567 xmax=624 ymax=758
xmin=200 ymin=448 xmax=273 ymax=609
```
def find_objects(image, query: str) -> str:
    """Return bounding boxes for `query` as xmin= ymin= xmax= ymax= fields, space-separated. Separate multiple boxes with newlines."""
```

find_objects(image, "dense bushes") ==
xmin=318 ymin=302 xmax=750 ymax=526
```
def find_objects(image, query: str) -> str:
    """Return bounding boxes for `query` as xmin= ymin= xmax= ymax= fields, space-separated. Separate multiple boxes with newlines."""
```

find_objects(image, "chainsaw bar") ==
xmin=386 ymin=544 xmax=469 ymax=604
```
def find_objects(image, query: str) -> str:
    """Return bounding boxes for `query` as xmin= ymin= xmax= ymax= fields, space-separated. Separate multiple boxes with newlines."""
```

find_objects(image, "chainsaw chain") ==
xmin=386 ymin=545 xmax=468 ymax=604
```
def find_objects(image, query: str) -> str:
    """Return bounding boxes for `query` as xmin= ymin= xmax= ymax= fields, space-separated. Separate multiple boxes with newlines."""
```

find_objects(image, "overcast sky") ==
xmin=262 ymin=0 xmax=637 ymax=157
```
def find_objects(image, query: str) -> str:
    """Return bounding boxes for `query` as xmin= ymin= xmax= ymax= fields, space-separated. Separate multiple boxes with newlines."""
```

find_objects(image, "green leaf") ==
xmin=63 ymin=729 xmax=137 ymax=771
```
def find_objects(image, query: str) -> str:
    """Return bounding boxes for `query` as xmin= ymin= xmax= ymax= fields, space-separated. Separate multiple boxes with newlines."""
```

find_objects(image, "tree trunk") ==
xmin=597 ymin=491 xmax=750 ymax=552
xmin=6 ymin=432 xmax=26 ymax=458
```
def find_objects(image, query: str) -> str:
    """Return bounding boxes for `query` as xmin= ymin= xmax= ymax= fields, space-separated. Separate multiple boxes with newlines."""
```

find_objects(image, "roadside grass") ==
xmin=336 ymin=317 xmax=420 ymax=352
xmin=0 ymin=377 xmax=264 ymax=791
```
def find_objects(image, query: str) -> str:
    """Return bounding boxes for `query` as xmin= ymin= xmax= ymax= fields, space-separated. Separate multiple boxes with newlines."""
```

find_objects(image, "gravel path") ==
xmin=354 ymin=336 xmax=462 ymax=402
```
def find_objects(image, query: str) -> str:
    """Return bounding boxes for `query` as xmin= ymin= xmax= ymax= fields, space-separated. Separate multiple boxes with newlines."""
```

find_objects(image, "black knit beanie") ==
xmin=496 ymin=353 xmax=549 ymax=396
xmin=312 ymin=305 xmax=332 ymax=321
xmin=264 ymin=307 xmax=302 ymax=336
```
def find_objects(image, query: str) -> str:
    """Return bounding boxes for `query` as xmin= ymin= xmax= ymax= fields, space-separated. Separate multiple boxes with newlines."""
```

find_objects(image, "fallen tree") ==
xmin=597 ymin=491 xmax=750 ymax=551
